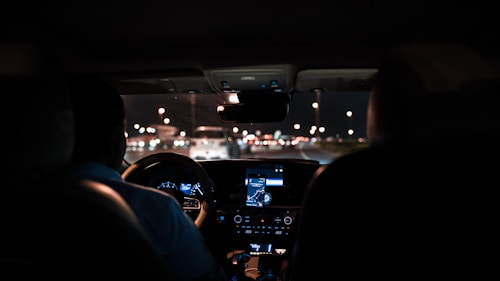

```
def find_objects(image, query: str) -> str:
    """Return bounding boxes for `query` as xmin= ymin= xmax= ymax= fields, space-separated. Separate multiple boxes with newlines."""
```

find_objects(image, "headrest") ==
xmin=368 ymin=43 xmax=497 ymax=144
xmin=1 ymin=42 xmax=74 ymax=178
xmin=388 ymin=44 xmax=492 ymax=93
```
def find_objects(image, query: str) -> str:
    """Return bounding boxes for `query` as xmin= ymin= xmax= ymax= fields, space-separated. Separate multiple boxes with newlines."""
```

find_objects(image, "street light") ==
xmin=312 ymin=89 xmax=321 ymax=137
xmin=158 ymin=107 xmax=166 ymax=124
xmin=346 ymin=110 xmax=353 ymax=140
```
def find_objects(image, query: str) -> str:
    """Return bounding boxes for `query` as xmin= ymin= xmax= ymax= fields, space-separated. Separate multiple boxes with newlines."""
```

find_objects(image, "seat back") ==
xmin=287 ymin=44 xmax=500 ymax=281
xmin=0 ymin=41 xmax=171 ymax=279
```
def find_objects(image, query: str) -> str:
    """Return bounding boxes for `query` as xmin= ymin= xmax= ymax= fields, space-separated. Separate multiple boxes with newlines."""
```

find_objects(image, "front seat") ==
xmin=287 ymin=44 xmax=500 ymax=281
xmin=0 ymin=42 xmax=171 ymax=279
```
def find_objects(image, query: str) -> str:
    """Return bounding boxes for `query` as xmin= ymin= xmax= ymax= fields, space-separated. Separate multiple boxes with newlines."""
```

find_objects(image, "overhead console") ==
xmin=205 ymin=64 xmax=296 ymax=94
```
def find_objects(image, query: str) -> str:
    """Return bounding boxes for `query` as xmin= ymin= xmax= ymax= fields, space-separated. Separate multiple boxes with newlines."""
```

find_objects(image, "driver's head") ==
xmin=69 ymin=75 xmax=127 ymax=170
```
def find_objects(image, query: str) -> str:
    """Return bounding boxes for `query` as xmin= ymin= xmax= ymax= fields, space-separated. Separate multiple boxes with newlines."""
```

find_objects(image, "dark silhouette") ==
xmin=67 ymin=75 xmax=228 ymax=281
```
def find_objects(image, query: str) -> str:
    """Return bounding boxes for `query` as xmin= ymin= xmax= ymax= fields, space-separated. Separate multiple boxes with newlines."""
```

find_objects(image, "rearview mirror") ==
xmin=217 ymin=92 xmax=290 ymax=123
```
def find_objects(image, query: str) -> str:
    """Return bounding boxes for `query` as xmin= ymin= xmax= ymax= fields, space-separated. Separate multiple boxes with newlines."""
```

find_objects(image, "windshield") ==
xmin=122 ymin=91 xmax=370 ymax=165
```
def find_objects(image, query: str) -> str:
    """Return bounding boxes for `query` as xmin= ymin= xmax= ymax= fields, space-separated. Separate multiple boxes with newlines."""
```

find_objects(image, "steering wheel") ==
xmin=121 ymin=152 xmax=215 ymax=228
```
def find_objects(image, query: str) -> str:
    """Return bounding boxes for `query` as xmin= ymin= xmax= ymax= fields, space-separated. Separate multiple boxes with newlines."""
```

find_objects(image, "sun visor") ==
xmin=108 ymin=71 xmax=214 ymax=94
xmin=295 ymin=69 xmax=377 ymax=92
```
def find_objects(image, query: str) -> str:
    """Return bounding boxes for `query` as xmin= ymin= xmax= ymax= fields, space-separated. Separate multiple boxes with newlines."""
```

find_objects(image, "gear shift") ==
xmin=257 ymin=254 xmax=283 ymax=281
xmin=227 ymin=252 xmax=252 ymax=281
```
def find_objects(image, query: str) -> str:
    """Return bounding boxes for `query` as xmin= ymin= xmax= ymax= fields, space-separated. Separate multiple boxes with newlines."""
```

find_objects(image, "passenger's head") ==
xmin=367 ymin=44 xmax=493 ymax=145
xmin=69 ymin=76 xmax=126 ymax=170
xmin=1 ymin=41 xmax=74 ymax=178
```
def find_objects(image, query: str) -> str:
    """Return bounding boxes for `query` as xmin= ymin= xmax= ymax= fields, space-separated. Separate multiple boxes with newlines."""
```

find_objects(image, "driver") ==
xmin=66 ymin=75 xmax=228 ymax=281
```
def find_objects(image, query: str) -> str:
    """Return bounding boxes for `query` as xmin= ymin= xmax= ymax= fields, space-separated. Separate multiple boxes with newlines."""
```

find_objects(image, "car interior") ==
xmin=2 ymin=2 xmax=500 ymax=281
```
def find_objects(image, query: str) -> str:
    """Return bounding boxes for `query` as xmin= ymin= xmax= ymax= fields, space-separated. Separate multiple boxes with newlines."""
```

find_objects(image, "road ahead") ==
xmin=124 ymin=142 xmax=340 ymax=165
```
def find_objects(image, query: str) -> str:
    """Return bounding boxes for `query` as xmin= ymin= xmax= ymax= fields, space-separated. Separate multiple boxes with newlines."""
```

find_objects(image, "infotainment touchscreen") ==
xmin=244 ymin=165 xmax=284 ymax=207
xmin=245 ymin=173 xmax=267 ymax=207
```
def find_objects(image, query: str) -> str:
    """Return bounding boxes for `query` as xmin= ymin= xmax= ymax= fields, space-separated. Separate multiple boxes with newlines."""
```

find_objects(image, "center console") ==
xmin=219 ymin=206 xmax=297 ymax=280
xmin=200 ymin=159 xmax=320 ymax=280
xmin=214 ymin=164 xmax=300 ymax=280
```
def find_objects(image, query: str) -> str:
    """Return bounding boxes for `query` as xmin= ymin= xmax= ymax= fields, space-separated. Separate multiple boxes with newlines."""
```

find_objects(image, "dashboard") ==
xmin=122 ymin=155 xmax=321 ymax=266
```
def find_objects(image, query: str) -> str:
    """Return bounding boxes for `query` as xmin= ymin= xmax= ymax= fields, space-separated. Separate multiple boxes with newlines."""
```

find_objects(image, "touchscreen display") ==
xmin=246 ymin=174 xmax=267 ymax=207
xmin=244 ymin=165 xmax=284 ymax=207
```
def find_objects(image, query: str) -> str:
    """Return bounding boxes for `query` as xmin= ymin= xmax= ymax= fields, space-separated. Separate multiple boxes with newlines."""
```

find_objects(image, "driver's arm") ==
xmin=138 ymin=188 xmax=228 ymax=281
